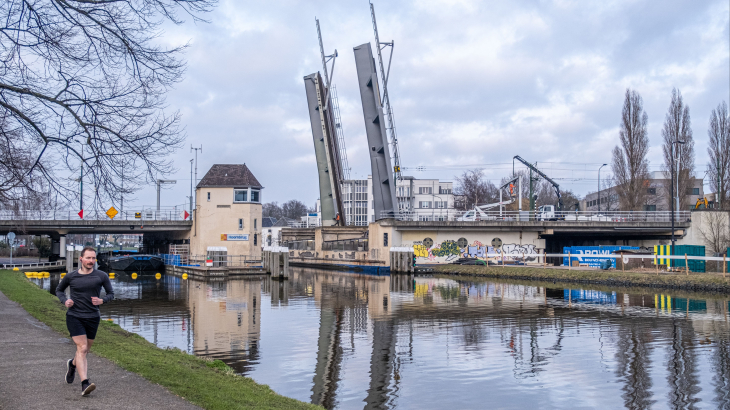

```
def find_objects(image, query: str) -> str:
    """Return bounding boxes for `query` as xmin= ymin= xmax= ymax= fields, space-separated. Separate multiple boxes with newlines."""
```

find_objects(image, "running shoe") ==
xmin=81 ymin=381 xmax=96 ymax=396
xmin=65 ymin=359 xmax=75 ymax=384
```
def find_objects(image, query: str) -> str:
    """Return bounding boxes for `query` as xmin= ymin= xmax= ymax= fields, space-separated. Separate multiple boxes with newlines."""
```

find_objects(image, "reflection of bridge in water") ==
xmin=41 ymin=269 xmax=730 ymax=409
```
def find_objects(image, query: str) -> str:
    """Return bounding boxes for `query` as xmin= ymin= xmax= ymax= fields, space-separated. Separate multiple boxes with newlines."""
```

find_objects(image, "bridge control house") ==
xmin=191 ymin=164 xmax=263 ymax=260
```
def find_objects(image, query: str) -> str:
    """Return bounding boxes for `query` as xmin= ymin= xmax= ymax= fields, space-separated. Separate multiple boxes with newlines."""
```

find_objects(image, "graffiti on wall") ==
xmin=412 ymin=237 xmax=540 ymax=264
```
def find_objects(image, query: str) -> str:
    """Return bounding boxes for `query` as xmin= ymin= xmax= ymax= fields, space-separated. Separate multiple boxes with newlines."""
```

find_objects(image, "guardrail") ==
xmin=380 ymin=210 xmax=692 ymax=223
xmin=0 ymin=209 xmax=190 ymax=221
xmin=2 ymin=260 xmax=65 ymax=269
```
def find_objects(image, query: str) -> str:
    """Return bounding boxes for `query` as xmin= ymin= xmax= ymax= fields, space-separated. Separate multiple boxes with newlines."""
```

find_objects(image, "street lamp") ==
xmin=597 ymin=164 xmax=607 ymax=213
xmin=670 ymin=140 xmax=686 ymax=260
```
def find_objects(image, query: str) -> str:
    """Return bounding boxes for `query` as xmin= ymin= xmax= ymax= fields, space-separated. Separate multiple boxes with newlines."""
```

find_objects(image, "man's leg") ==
xmin=71 ymin=335 xmax=89 ymax=381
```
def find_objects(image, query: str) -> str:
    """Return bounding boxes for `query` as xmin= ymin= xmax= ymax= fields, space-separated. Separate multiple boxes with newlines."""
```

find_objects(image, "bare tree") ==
xmin=707 ymin=101 xmax=730 ymax=209
xmin=454 ymin=169 xmax=498 ymax=210
xmin=661 ymin=88 xmax=695 ymax=211
xmin=262 ymin=202 xmax=284 ymax=219
xmin=0 ymin=0 xmax=216 ymax=209
xmin=612 ymin=89 xmax=651 ymax=211
xmin=281 ymin=200 xmax=309 ymax=220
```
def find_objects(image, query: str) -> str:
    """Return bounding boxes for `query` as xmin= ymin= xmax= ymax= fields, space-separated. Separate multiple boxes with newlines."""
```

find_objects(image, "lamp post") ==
xmin=670 ymin=140 xmax=686 ymax=259
xmin=156 ymin=179 xmax=177 ymax=216
xmin=597 ymin=164 xmax=607 ymax=213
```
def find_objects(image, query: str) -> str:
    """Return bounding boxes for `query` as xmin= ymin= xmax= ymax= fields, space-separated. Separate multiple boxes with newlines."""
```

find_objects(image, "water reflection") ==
xmin=33 ymin=269 xmax=730 ymax=409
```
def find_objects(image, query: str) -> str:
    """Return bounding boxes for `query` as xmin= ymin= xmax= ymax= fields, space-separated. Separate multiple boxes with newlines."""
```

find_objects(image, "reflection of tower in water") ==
xmin=188 ymin=279 xmax=262 ymax=374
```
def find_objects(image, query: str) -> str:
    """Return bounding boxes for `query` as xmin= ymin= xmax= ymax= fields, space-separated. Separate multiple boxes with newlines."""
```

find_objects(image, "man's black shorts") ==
xmin=66 ymin=315 xmax=101 ymax=339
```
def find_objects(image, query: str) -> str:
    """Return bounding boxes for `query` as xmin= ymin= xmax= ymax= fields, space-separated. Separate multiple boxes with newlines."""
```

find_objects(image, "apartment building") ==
xmin=585 ymin=171 xmax=703 ymax=212
xmin=341 ymin=176 xmax=454 ymax=225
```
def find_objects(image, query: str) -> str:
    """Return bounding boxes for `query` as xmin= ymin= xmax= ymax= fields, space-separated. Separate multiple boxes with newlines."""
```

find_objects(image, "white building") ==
xmin=341 ymin=176 xmax=454 ymax=225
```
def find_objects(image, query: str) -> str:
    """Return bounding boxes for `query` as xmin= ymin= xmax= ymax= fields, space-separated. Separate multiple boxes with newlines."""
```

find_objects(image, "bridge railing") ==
xmin=380 ymin=210 xmax=692 ymax=223
xmin=0 ymin=209 xmax=190 ymax=221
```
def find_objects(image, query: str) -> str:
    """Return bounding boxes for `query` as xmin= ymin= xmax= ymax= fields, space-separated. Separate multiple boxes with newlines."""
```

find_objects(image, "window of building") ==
xmin=238 ymin=218 xmax=243 ymax=230
xmin=254 ymin=234 xmax=257 ymax=245
xmin=251 ymin=189 xmax=260 ymax=202
xmin=687 ymin=188 xmax=700 ymax=195
xmin=383 ymin=233 xmax=388 ymax=247
xmin=647 ymin=188 xmax=656 ymax=195
xmin=419 ymin=187 xmax=432 ymax=194
xmin=234 ymin=189 xmax=247 ymax=202
xmin=254 ymin=218 xmax=257 ymax=229
xmin=419 ymin=201 xmax=432 ymax=209
xmin=644 ymin=205 xmax=657 ymax=211
xmin=207 ymin=192 xmax=211 ymax=201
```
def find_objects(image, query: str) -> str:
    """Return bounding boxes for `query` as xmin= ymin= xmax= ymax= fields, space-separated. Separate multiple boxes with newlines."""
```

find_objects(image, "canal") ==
xmin=36 ymin=268 xmax=730 ymax=409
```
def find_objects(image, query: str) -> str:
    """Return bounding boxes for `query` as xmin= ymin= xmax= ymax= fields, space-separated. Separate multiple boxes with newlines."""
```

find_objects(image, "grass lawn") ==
xmin=0 ymin=269 xmax=319 ymax=410
xmin=433 ymin=264 xmax=730 ymax=293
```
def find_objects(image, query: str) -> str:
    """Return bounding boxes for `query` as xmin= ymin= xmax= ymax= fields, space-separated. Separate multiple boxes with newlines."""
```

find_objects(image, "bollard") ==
xmin=655 ymin=254 xmax=659 ymax=275
xmin=685 ymin=254 xmax=688 ymax=276
xmin=568 ymin=252 xmax=571 ymax=270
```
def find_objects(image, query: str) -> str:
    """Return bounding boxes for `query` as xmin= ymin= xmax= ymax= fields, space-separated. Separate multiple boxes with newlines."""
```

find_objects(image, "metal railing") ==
xmin=283 ymin=240 xmax=316 ymax=251
xmin=322 ymin=238 xmax=368 ymax=252
xmin=380 ymin=210 xmax=692 ymax=223
xmin=2 ymin=260 xmax=65 ymax=269
xmin=187 ymin=255 xmax=261 ymax=267
xmin=0 ymin=209 xmax=191 ymax=221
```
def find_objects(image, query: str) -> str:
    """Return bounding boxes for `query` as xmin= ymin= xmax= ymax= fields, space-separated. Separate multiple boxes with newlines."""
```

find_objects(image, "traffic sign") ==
xmin=181 ymin=210 xmax=189 ymax=220
xmin=78 ymin=209 xmax=84 ymax=219
xmin=7 ymin=232 xmax=15 ymax=241
xmin=106 ymin=206 xmax=119 ymax=219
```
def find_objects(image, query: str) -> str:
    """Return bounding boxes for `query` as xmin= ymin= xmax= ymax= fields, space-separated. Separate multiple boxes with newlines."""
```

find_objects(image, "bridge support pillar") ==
xmin=49 ymin=233 xmax=61 ymax=262
xmin=66 ymin=246 xmax=74 ymax=273
xmin=59 ymin=235 xmax=66 ymax=258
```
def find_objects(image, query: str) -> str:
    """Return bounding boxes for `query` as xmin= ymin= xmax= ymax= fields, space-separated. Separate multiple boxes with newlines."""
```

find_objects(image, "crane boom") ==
xmin=513 ymin=155 xmax=563 ymax=210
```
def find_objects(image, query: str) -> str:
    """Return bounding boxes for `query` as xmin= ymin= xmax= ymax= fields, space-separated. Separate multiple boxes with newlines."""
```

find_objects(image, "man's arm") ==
xmin=55 ymin=274 xmax=70 ymax=304
xmin=100 ymin=273 xmax=114 ymax=303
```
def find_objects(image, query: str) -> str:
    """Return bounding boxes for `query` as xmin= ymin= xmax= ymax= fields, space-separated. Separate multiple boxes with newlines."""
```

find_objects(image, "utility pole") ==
xmin=598 ymin=164 xmax=607 ymax=212
xmin=79 ymin=142 xmax=83 ymax=215
xmin=191 ymin=145 xmax=202 ymax=212
xmin=189 ymin=159 xmax=194 ymax=216
xmin=718 ymin=158 xmax=722 ymax=209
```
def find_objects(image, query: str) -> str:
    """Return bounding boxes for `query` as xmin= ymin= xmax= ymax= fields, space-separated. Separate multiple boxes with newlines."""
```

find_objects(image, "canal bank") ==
xmin=432 ymin=264 xmax=730 ymax=293
xmin=0 ymin=269 xmax=319 ymax=410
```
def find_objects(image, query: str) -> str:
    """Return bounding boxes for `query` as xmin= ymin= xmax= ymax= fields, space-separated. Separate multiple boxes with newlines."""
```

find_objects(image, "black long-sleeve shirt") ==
xmin=55 ymin=269 xmax=114 ymax=318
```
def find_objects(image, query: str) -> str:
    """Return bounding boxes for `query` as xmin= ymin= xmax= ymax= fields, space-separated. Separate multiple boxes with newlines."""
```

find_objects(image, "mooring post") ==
xmin=568 ymin=252 xmax=571 ymax=270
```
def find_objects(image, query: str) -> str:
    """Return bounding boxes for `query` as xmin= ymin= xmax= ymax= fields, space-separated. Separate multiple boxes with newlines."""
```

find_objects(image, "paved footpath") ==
xmin=0 ymin=291 xmax=202 ymax=410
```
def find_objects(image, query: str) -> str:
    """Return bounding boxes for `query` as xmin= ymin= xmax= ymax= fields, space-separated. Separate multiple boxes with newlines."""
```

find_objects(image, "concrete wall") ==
xmin=396 ymin=227 xmax=542 ymax=264
xmin=192 ymin=187 xmax=262 ymax=257
xmin=680 ymin=210 xmax=730 ymax=254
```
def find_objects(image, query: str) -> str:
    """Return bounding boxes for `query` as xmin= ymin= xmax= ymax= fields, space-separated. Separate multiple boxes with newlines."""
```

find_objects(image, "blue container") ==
xmin=563 ymin=246 xmax=639 ymax=268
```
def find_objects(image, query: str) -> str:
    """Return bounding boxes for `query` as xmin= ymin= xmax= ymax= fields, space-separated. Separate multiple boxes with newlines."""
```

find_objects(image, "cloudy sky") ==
xmin=128 ymin=0 xmax=729 ymax=210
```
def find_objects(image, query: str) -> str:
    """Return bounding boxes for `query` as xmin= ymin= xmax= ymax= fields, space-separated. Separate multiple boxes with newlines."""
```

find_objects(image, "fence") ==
xmin=188 ymin=254 xmax=261 ymax=267
xmin=322 ymin=238 xmax=369 ymax=252
xmin=283 ymin=240 xmax=316 ymax=251
xmin=2 ymin=260 xmax=65 ymax=269
xmin=380 ymin=210 xmax=692 ymax=223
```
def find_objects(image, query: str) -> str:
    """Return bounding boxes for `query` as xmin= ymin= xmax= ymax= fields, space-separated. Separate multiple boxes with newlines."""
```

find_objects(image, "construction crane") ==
xmin=513 ymin=155 xmax=563 ymax=211
xmin=370 ymin=2 xmax=403 ymax=181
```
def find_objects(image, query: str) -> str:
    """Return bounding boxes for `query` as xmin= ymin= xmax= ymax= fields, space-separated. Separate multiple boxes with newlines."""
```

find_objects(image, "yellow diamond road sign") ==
xmin=106 ymin=206 xmax=118 ymax=219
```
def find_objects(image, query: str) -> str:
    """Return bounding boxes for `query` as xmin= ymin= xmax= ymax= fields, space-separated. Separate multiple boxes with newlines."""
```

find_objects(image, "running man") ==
xmin=55 ymin=246 xmax=114 ymax=396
